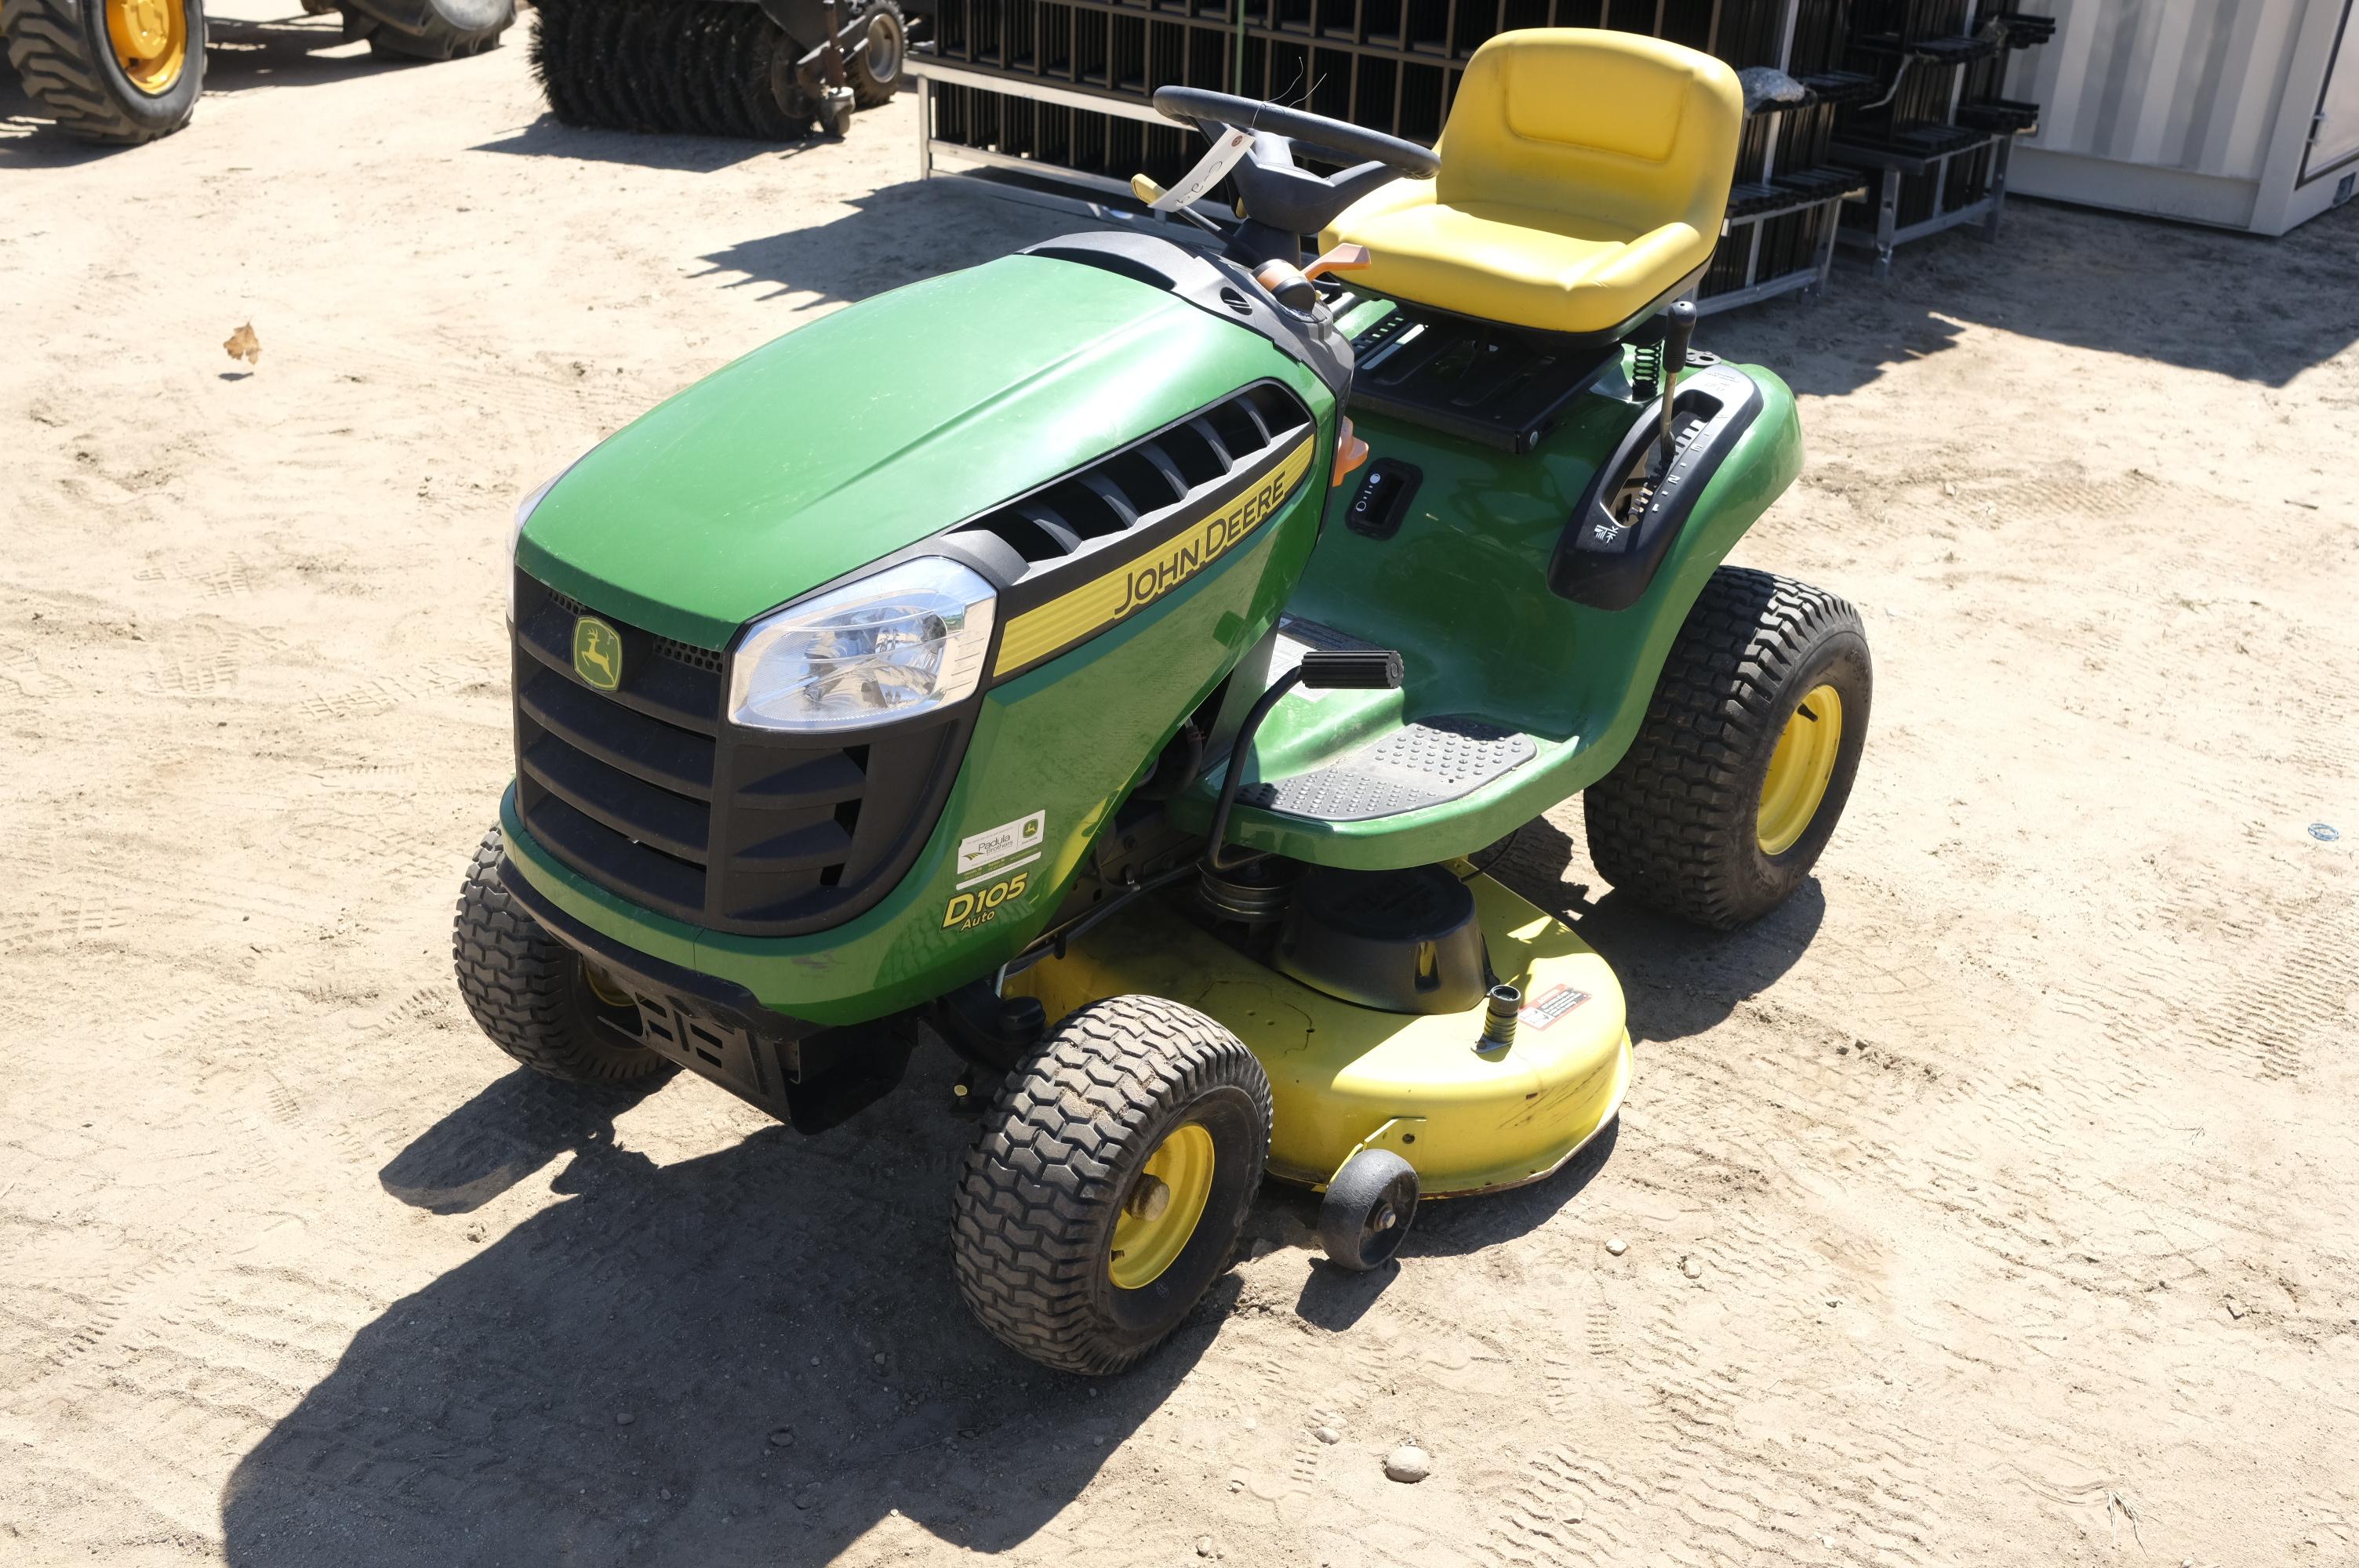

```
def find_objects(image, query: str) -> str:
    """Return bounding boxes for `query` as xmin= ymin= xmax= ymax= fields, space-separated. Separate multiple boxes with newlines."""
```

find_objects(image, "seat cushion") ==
xmin=1320 ymin=30 xmax=1741 ymax=337
xmin=1325 ymin=181 xmax=1710 ymax=336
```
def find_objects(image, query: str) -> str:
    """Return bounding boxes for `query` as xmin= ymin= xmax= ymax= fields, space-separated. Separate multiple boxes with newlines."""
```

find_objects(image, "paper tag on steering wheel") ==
xmin=1154 ymin=128 xmax=1252 ymax=213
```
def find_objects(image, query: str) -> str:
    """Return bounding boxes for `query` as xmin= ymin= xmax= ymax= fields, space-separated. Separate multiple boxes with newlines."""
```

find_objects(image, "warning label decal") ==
xmin=1518 ymin=984 xmax=1591 ymax=1031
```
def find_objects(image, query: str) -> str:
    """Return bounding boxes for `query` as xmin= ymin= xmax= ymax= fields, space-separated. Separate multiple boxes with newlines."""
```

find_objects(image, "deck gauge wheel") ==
xmin=1319 ymin=1149 xmax=1420 ymax=1271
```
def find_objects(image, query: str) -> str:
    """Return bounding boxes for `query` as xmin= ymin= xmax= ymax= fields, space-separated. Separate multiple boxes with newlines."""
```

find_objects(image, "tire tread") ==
xmin=451 ymin=828 xmax=671 ymax=1084
xmin=951 ymin=996 xmax=1271 ymax=1375
xmin=5 ymin=0 xmax=192 ymax=143
xmin=1584 ymin=566 xmax=1869 ymax=929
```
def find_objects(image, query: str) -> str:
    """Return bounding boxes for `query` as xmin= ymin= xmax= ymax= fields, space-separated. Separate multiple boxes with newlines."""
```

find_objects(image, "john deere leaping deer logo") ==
xmin=572 ymin=616 xmax=623 ymax=691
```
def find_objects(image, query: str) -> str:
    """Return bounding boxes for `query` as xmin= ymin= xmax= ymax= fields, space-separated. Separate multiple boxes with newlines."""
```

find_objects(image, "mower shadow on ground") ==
xmin=1492 ymin=812 xmax=1823 ymax=1048
xmin=220 ymin=1043 xmax=1230 ymax=1565
xmin=689 ymin=180 xmax=1071 ymax=309
xmin=377 ymin=1069 xmax=673 ymax=1214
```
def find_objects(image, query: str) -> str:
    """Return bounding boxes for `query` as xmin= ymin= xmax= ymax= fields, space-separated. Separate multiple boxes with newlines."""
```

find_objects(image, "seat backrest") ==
xmin=1437 ymin=30 xmax=1743 ymax=239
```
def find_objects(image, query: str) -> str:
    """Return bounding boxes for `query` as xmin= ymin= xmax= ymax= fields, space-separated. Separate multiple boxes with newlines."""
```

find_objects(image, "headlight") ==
xmin=507 ymin=468 xmax=569 ymax=625
xmin=729 ymin=557 xmax=998 ymax=733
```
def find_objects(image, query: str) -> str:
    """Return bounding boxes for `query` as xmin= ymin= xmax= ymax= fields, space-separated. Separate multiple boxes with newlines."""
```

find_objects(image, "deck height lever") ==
xmin=1657 ymin=299 xmax=1697 ymax=473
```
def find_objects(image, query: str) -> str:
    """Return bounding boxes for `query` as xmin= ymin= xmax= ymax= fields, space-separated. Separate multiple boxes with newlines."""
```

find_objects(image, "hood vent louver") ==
xmin=948 ymin=383 xmax=1314 ymax=574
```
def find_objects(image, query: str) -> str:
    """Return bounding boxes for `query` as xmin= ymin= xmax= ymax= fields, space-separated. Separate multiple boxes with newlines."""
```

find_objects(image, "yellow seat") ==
xmin=1322 ymin=30 xmax=1743 ymax=337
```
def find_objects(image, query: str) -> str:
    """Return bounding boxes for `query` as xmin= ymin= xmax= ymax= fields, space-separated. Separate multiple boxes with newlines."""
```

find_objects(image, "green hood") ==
xmin=517 ymin=255 xmax=1314 ymax=648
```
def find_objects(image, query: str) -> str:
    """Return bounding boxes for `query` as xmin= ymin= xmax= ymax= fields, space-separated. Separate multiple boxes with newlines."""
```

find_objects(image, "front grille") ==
xmin=511 ymin=572 xmax=965 ymax=937
xmin=654 ymin=637 xmax=723 ymax=674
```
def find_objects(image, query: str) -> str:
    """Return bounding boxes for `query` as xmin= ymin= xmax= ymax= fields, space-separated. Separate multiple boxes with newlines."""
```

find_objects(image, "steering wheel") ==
xmin=1149 ymin=87 xmax=1435 ymax=267
xmin=1152 ymin=87 xmax=1440 ymax=180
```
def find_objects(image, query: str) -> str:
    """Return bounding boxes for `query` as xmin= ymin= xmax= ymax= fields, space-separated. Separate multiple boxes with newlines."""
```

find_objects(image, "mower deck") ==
xmin=1005 ymin=870 xmax=1630 ymax=1196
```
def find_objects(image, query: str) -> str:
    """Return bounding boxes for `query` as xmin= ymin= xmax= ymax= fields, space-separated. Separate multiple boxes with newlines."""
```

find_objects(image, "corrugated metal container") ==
xmin=2004 ymin=0 xmax=2359 ymax=233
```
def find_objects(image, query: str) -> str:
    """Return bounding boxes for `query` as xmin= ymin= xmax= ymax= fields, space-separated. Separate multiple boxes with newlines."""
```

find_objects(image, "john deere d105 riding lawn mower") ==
xmin=453 ymin=28 xmax=1872 ymax=1374
xmin=2 ymin=0 xmax=511 ymax=144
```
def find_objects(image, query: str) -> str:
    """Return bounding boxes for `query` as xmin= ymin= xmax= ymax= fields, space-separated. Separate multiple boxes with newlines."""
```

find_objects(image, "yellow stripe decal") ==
xmin=994 ymin=434 xmax=1318 ymax=677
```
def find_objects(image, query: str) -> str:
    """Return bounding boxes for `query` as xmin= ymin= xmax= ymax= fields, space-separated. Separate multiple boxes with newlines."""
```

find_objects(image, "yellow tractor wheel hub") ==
xmin=1108 ymin=1122 xmax=1215 ymax=1289
xmin=1757 ymin=683 xmax=1843 ymax=855
xmin=581 ymin=962 xmax=637 ymax=1010
xmin=107 ymin=0 xmax=188 ymax=94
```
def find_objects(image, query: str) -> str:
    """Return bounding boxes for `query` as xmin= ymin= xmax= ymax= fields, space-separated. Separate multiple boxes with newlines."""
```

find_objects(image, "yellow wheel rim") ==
xmin=1757 ymin=683 xmax=1844 ymax=855
xmin=105 ymin=0 xmax=188 ymax=96
xmin=581 ymin=962 xmax=636 ymax=1010
xmin=1108 ymin=1122 xmax=1216 ymax=1290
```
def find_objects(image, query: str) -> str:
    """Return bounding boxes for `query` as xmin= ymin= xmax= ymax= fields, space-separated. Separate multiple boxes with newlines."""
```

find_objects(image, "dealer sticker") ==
xmin=956 ymin=809 xmax=1045 ymax=887
xmin=1518 ymin=984 xmax=1591 ymax=1032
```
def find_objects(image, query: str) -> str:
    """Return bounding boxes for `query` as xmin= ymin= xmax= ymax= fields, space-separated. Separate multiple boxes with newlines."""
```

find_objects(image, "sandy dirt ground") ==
xmin=5 ymin=10 xmax=2358 ymax=1566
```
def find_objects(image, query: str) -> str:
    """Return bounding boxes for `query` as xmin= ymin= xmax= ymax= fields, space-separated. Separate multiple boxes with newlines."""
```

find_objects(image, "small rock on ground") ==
xmin=1385 ymin=1444 xmax=1431 ymax=1483
xmin=1313 ymin=1425 xmax=1340 ymax=1444
xmin=1606 ymin=1237 xmax=1628 ymax=1256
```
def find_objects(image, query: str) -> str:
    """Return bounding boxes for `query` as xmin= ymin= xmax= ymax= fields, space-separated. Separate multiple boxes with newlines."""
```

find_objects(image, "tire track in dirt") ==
xmin=0 ymin=1240 xmax=187 ymax=1399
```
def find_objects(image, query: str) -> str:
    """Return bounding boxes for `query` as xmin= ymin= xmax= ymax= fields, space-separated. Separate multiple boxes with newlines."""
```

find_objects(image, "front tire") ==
xmin=5 ymin=0 xmax=203 ymax=145
xmin=1585 ymin=567 xmax=1872 ymax=929
xmin=952 ymin=996 xmax=1271 ymax=1375
xmin=452 ymin=828 xmax=674 ymax=1085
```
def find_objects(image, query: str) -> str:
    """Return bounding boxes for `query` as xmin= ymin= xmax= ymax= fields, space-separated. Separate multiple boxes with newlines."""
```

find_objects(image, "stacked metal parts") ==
xmin=914 ymin=0 xmax=2053 ymax=306
xmin=532 ymin=0 xmax=910 ymax=138
xmin=1813 ymin=0 xmax=2056 ymax=272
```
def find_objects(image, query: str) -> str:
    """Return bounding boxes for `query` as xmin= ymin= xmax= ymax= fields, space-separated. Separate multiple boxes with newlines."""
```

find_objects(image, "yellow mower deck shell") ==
xmin=1008 ymin=873 xmax=1630 ymax=1196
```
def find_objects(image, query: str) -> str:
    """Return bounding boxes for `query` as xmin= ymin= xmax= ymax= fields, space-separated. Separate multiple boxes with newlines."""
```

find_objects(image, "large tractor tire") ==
xmin=345 ymin=0 xmax=515 ymax=61
xmin=952 ymin=995 xmax=1271 ymax=1374
xmin=1584 ymin=567 xmax=1873 ymax=930
xmin=4 ymin=0 xmax=203 ymax=144
xmin=452 ymin=829 xmax=675 ymax=1087
xmin=844 ymin=0 xmax=903 ymax=109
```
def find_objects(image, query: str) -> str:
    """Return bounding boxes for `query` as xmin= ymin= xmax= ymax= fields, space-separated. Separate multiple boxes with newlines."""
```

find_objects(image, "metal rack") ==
xmin=907 ymin=0 xmax=2044 ymax=305
xmin=1819 ymin=0 xmax=2053 ymax=274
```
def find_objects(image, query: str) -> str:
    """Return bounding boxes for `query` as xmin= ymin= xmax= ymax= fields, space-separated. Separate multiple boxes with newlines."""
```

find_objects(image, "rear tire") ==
xmin=1584 ymin=567 xmax=1871 ymax=929
xmin=4 ymin=0 xmax=203 ymax=145
xmin=348 ymin=0 xmax=514 ymax=60
xmin=951 ymin=995 xmax=1271 ymax=1375
xmin=452 ymin=828 xmax=674 ymax=1085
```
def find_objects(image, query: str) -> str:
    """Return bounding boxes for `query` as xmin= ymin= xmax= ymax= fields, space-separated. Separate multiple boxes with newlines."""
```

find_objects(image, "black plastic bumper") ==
xmin=496 ymin=858 xmax=914 ymax=1134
